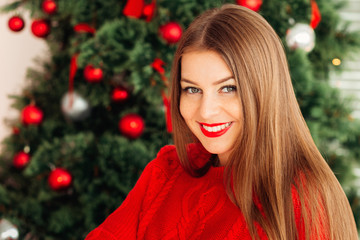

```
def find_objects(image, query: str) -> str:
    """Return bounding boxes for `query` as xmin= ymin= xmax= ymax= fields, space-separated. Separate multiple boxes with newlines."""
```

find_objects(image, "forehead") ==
xmin=180 ymin=50 xmax=233 ymax=83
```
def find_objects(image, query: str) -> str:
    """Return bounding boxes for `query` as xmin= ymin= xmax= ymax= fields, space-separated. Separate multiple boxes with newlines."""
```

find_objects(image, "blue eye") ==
xmin=183 ymin=87 xmax=201 ymax=94
xmin=221 ymin=85 xmax=237 ymax=93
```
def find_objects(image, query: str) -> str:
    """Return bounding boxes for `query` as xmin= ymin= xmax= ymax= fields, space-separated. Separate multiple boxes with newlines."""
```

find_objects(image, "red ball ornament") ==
xmin=159 ymin=22 xmax=182 ymax=44
xmin=31 ymin=19 xmax=51 ymax=38
xmin=236 ymin=0 xmax=263 ymax=12
xmin=13 ymin=151 xmax=31 ymax=169
xmin=112 ymin=87 xmax=129 ymax=102
xmin=83 ymin=65 xmax=103 ymax=83
xmin=42 ymin=0 xmax=57 ymax=15
xmin=8 ymin=16 xmax=25 ymax=32
xmin=21 ymin=105 xmax=44 ymax=125
xmin=48 ymin=168 xmax=72 ymax=191
xmin=119 ymin=114 xmax=145 ymax=139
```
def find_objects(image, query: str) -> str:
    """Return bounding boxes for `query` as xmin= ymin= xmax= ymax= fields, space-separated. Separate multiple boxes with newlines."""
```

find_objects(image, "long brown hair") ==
xmin=170 ymin=4 xmax=357 ymax=240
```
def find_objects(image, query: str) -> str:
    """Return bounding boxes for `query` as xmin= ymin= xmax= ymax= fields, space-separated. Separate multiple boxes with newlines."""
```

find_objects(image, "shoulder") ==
xmin=155 ymin=145 xmax=178 ymax=160
xmin=149 ymin=145 xmax=181 ymax=179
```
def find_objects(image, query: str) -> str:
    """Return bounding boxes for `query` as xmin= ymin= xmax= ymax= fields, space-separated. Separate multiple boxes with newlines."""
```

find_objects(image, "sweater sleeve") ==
xmin=84 ymin=146 xmax=174 ymax=240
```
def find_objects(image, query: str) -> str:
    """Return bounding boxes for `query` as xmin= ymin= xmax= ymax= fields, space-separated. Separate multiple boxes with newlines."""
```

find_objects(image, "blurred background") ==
xmin=0 ymin=0 xmax=360 ymax=239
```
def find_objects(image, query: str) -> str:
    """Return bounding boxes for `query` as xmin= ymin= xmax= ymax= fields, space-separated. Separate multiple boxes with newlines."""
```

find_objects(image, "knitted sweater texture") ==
xmin=85 ymin=145 xmax=304 ymax=240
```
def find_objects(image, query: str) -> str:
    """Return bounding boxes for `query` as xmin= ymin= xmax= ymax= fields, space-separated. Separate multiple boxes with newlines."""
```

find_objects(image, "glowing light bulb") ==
xmin=332 ymin=58 xmax=341 ymax=66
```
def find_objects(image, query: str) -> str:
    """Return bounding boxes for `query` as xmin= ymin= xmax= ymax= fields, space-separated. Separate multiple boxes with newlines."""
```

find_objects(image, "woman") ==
xmin=85 ymin=4 xmax=357 ymax=239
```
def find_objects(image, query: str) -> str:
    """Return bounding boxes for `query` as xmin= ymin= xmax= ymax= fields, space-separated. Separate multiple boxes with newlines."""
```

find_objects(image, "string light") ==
xmin=332 ymin=58 xmax=341 ymax=66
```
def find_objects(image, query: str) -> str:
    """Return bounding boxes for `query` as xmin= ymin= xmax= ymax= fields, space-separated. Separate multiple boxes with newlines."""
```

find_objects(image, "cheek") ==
xmin=231 ymin=98 xmax=242 ymax=117
xmin=179 ymin=96 xmax=192 ymax=121
xmin=223 ymin=98 xmax=243 ymax=124
xmin=179 ymin=97 xmax=197 ymax=135
xmin=232 ymin=103 xmax=242 ymax=120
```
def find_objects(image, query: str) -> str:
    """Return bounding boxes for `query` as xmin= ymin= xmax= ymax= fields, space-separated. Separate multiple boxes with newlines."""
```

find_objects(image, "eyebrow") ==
xmin=180 ymin=76 xmax=235 ymax=86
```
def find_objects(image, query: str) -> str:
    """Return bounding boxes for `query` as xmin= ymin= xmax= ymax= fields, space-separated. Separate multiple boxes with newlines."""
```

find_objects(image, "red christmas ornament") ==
xmin=236 ymin=0 xmax=263 ymax=12
xmin=83 ymin=65 xmax=103 ymax=83
xmin=310 ymin=0 xmax=321 ymax=29
xmin=159 ymin=22 xmax=182 ymax=44
xmin=112 ymin=87 xmax=129 ymax=102
xmin=13 ymin=151 xmax=31 ymax=169
xmin=119 ymin=114 xmax=145 ymax=139
xmin=31 ymin=19 xmax=50 ymax=38
xmin=8 ymin=16 xmax=25 ymax=32
xmin=73 ymin=23 xmax=96 ymax=35
xmin=151 ymin=58 xmax=165 ymax=74
xmin=143 ymin=2 xmax=155 ymax=22
xmin=42 ymin=0 xmax=57 ymax=15
xmin=48 ymin=168 xmax=72 ymax=191
xmin=123 ymin=0 xmax=144 ymax=18
xmin=21 ymin=105 xmax=44 ymax=125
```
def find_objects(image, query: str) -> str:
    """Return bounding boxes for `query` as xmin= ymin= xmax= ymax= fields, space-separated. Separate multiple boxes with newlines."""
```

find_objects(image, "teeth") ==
xmin=202 ymin=122 xmax=231 ymax=132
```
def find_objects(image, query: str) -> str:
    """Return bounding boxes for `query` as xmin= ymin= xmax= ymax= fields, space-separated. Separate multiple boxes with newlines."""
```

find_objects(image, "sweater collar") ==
xmin=186 ymin=143 xmax=225 ymax=180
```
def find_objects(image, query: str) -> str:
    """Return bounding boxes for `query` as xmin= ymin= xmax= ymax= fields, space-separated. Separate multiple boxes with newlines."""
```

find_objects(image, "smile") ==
xmin=199 ymin=122 xmax=232 ymax=138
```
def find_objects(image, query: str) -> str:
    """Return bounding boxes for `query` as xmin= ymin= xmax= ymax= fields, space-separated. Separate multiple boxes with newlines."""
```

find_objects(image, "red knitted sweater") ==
xmin=85 ymin=145 xmax=304 ymax=240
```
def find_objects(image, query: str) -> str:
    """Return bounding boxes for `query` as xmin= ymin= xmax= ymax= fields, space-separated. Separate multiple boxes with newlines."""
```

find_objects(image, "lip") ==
xmin=199 ymin=122 xmax=232 ymax=138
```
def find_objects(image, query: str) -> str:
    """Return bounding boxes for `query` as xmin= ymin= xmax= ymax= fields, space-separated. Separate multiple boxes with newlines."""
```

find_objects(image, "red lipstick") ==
xmin=199 ymin=122 xmax=232 ymax=138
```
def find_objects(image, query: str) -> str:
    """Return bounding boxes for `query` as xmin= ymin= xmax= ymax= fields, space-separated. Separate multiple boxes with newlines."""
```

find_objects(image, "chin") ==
xmin=199 ymin=141 xmax=228 ymax=155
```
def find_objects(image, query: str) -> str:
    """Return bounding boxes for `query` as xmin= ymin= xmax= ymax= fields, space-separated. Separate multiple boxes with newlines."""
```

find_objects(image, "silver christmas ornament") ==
xmin=286 ymin=23 xmax=315 ymax=52
xmin=61 ymin=91 xmax=90 ymax=121
xmin=0 ymin=219 xmax=19 ymax=240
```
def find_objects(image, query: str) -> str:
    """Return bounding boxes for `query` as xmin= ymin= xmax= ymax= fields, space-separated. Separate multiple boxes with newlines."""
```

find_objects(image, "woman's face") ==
xmin=180 ymin=50 xmax=243 ymax=165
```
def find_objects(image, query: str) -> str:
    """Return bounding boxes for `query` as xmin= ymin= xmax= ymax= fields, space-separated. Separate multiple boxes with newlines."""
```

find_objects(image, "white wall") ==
xmin=0 ymin=10 xmax=47 ymax=153
xmin=330 ymin=0 xmax=360 ymax=118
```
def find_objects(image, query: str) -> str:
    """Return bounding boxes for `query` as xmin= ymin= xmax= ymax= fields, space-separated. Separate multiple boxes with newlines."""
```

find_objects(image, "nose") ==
xmin=199 ymin=93 xmax=220 ymax=120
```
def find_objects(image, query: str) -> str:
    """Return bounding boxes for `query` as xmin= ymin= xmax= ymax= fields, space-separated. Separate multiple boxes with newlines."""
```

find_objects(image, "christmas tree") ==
xmin=1 ymin=0 xmax=360 ymax=239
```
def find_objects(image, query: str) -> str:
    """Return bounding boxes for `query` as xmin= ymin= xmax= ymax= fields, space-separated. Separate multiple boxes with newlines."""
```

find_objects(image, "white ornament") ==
xmin=0 ymin=219 xmax=19 ymax=240
xmin=61 ymin=91 xmax=90 ymax=121
xmin=286 ymin=23 xmax=315 ymax=52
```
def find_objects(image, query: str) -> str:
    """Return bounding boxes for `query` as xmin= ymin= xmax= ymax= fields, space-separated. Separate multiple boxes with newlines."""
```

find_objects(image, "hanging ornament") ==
xmin=112 ymin=87 xmax=129 ymax=102
xmin=159 ymin=22 xmax=182 ymax=44
xmin=151 ymin=58 xmax=165 ymax=74
xmin=119 ymin=113 xmax=145 ymax=139
xmin=236 ymin=0 xmax=263 ymax=12
xmin=48 ymin=168 xmax=72 ymax=191
xmin=286 ymin=23 xmax=315 ymax=52
xmin=31 ymin=19 xmax=50 ymax=38
xmin=13 ymin=151 xmax=31 ymax=170
xmin=0 ymin=218 xmax=19 ymax=240
xmin=61 ymin=55 xmax=90 ymax=121
xmin=123 ymin=0 xmax=144 ymax=19
xmin=310 ymin=0 xmax=321 ymax=29
xmin=8 ymin=16 xmax=25 ymax=32
xmin=68 ymin=54 xmax=78 ymax=91
xmin=83 ymin=65 xmax=103 ymax=83
xmin=143 ymin=2 xmax=155 ymax=22
xmin=21 ymin=105 xmax=44 ymax=125
xmin=42 ymin=0 xmax=57 ymax=15
xmin=61 ymin=91 xmax=90 ymax=121
xmin=74 ymin=23 xmax=96 ymax=35
xmin=150 ymin=58 xmax=171 ymax=132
